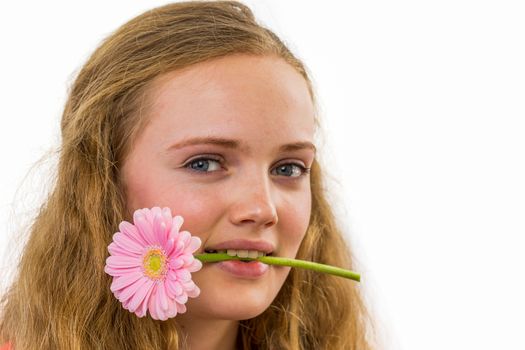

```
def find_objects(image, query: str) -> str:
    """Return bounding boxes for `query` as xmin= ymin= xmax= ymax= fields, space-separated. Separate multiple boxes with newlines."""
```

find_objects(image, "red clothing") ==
xmin=0 ymin=342 xmax=12 ymax=350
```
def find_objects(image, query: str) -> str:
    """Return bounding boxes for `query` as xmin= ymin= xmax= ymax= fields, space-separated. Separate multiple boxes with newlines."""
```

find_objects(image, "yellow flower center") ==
xmin=143 ymin=248 xmax=167 ymax=280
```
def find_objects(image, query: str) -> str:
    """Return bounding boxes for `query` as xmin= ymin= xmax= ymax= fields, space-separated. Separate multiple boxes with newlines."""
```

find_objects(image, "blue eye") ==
xmin=184 ymin=156 xmax=310 ymax=178
xmin=272 ymin=163 xmax=310 ymax=178
xmin=184 ymin=157 xmax=222 ymax=173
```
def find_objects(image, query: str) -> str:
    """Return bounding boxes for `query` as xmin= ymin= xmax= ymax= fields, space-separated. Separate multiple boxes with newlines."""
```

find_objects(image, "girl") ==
xmin=0 ymin=1 xmax=376 ymax=349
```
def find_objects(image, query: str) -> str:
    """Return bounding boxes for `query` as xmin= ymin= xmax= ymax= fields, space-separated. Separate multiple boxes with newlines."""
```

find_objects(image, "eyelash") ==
xmin=183 ymin=156 xmax=311 ymax=178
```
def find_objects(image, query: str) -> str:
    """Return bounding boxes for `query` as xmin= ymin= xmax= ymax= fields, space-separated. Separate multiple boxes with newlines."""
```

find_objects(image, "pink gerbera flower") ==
xmin=104 ymin=207 xmax=202 ymax=320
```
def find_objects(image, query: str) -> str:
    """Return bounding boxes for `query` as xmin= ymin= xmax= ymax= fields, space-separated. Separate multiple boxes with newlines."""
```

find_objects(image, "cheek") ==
xmin=283 ymin=190 xmax=311 ymax=248
xmin=125 ymin=175 xmax=223 ymax=244
xmin=166 ymin=194 xmax=220 ymax=241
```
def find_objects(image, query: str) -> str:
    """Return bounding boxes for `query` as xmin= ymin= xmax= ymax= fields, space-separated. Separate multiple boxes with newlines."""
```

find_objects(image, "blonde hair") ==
xmin=0 ymin=1 xmax=377 ymax=349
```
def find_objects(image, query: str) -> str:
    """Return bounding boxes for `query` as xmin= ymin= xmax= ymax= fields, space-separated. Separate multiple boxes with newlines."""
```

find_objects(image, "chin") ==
xmin=183 ymin=266 xmax=283 ymax=316
xmin=205 ymin=288 xmax=275 ymax=320
xmin=207 ymin=308 xmax=267 ymax=321
xmin=181 ymin=280 xmax=279 ymax=321
xmin=226 ymin=301 xmax=271 ymax=321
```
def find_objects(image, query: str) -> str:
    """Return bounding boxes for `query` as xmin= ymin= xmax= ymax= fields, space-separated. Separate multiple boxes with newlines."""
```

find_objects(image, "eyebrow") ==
xmin=167 ymin=136 xmax=316 ymax=155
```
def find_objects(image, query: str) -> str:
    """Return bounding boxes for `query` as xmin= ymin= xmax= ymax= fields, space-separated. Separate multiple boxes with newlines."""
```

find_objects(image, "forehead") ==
xmin=141 ymin=54 xmax=316 ymax=153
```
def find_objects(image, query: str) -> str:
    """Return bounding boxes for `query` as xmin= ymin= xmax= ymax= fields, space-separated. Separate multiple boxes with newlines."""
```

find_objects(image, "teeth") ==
xmin=226 ymin=249 xmax=267 ymax=257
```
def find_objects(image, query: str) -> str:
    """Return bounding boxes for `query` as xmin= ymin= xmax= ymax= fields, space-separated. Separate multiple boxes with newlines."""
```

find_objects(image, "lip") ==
xmin=204 ymin=239 xmax=275 ymax=254
xmin=216 ymin=260 xmax=269 ymax=279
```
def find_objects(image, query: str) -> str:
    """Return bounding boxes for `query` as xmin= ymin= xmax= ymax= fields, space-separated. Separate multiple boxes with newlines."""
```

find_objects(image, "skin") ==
xmin=121 ymin=54 xmax=316 ymax=350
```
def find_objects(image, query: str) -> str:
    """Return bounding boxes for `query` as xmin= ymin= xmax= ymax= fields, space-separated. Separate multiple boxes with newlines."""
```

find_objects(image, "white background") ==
xmin=1 ymin=1 xmax=524 ymax=349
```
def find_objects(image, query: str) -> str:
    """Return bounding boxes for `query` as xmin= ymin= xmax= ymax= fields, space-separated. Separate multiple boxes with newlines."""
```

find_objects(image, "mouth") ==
xmin=204 ymin=249 xmax=273 ymax=259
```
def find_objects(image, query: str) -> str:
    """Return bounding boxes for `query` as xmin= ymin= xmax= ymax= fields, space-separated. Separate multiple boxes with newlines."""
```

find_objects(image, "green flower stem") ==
xmin=194 ymin=253 xmax=361 ymax=282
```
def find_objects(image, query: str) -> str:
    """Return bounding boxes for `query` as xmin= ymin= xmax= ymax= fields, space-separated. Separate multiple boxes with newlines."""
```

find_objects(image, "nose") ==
xmin=228 ymin=170 xmax=278 ymax=229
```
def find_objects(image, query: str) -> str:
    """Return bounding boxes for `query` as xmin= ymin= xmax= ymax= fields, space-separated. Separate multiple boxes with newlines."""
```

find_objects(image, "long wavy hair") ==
xmin=0 ymin=1 xmax=377 ymax=349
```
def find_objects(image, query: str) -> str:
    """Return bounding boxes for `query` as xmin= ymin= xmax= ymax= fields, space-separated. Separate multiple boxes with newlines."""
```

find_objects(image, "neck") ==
xmin=176 ymin=315 xmax=239 ymax=350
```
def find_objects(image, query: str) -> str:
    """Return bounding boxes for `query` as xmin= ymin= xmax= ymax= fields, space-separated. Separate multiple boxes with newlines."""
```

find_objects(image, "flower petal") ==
xmin=156 ymin=295 xmax=166 ymax=321
xmin=113 ymin=232 xmax=144 ymax=255
xmin=153 ymin=212 xmax=167 ymax=246
xmin=161 ymin=207 xmax=173 ymax=232
xmin=158 ymin=281 xmax=169 ymax=312
xmin=172 ymin=215 xmax=184 ymax=232
xmin=152 ymin=285 xmax=167 ymax=321
xmin=184 ymin=236 xmax=202 ymax=254
xmin=106 ymin=255 xmax=141 ymax=269
xmin=176 ymin=302 xmax=187 ymax=314
xmin=165 ymin=237 xmax=175 ymax=257
xmin=143 ymin=207 xmax=156 ymax=226
xmin=136 ymin=282 xmax=155 ymax=318
xmin=168 ymin=257 xmax=184 ymax=270
xmin=185 ymin=258 xmax=202 ymax=273
xmin=119 ymin=221 xmax=146 ymax=246
xmin=116 ymin=276 xmax=148 ymax=303
xmin=166 ymin=297 xmax=178 ymax=318
xmin=186 ymin=284 xmax=200 ymax=298
xmin=110 ymin=270 xmax=144 ymax=292
xmin=104 ymin=266 xmax=141 ymax=277
xmin=108 ymin=242 xmax=139 ymax=257
xmin=175 ymin=292 xmax=188 ymax=304
xmin=180 ymin=254 xmax=194 ymax=266
xmin=126 ymin=279 xmax=154 ymax=313
xmin=133 ymin=210 xmax=155 ymax=245
xmin=175 ymin=269 xmax=191 ymax=282
xmin=167 ymin=279 xmax=183 ymax=297
xmin=167 ymin=221 xmax=180 ymax=243
xmin=178 ymin=231 xmax=191 ymax=248
xmin=150 ymin=207 xmax=162 ymax=221
xmin=182 ymin=279 xmax=197 ymax=291
xmin=170 ymin=241 xmax=185 ymax=257
xmin=164 ymin=280 xmax=175 ymax=299
xmin=148 ymin=284 xmax=159 ymax=320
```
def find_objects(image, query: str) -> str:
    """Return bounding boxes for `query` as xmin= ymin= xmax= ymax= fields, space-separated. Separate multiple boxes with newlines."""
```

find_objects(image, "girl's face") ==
xmin=121 ymin=54 xmax=316 ymax=321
